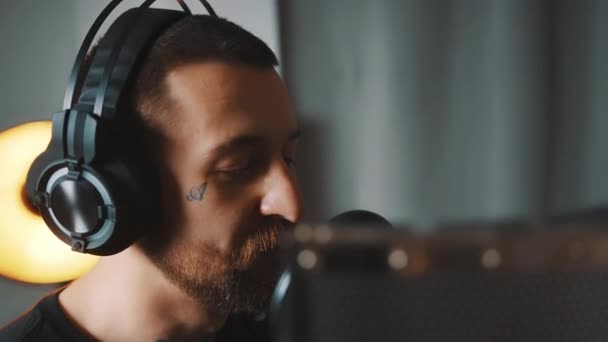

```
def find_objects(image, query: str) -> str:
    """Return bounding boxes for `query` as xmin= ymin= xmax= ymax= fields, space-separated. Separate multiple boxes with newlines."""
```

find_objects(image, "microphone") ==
xmin=270 ymin=210 xmax=393 ymax=340
xmin=328 ymin=209 xmax=393 ymax=229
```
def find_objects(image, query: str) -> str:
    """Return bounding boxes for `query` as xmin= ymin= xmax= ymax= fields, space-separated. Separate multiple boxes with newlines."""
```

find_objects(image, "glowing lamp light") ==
xmin=0 ymin=121 xmax=99 ymax=284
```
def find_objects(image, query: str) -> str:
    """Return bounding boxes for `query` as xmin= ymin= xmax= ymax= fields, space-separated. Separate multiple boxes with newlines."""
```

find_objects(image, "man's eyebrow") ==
xmin=209 ymin=128 xmax=301 ymax=157
xmin=210 ymin=135 xmax=264 ymax=157
xmin=287 ymin=129 xmax=301 ymax=142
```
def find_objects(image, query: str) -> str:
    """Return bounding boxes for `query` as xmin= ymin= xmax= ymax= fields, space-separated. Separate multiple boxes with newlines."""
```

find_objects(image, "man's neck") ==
xmin=58 ymin=247 xmax=229 ymax=342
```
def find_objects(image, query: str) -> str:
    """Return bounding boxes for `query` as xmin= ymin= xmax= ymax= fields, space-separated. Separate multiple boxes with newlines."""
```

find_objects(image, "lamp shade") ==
xmin=0 ymin=121 xmax=99 ymax=284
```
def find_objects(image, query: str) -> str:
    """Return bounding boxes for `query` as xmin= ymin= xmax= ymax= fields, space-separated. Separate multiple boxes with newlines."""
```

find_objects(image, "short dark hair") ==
xmin=132 ymin=14 xmax=279 ymax=130
xmin=75 ymin=14 xmax=279 ymax=132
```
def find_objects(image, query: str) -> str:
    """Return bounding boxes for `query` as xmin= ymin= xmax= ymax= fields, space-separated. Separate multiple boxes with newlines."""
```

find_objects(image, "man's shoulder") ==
xmin=0 ymin=292 xmax=86 ymax=342
xmin=0 ymin=304 xmax=45 ymax=342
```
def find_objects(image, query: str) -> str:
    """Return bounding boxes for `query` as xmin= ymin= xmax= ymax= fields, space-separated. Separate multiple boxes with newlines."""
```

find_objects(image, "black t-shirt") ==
xmin=0 ymin=292 xmax=271 ymax=342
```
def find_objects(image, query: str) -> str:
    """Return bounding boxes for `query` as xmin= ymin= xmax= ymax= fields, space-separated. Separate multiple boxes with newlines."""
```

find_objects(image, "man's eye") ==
xmin=215 ymin=167 xmax=252 ymax=179
xmin=284 ymin=156 xmax=297 ymax=168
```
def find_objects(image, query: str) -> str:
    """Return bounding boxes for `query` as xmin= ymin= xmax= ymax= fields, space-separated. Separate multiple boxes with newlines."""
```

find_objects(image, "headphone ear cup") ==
xmin=87 ymin=152 xmax=160 ymax=255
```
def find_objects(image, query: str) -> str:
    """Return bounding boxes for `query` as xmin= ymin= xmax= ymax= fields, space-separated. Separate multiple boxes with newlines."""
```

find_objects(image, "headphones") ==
xmin=25 ymin=0 xmax=217 ymax=256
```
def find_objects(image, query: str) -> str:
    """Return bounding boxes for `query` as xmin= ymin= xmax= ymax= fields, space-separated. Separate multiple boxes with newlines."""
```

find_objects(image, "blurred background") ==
xmin=282 ymin=0 xmax=608 ymax=225
xmin=1 ymin=0 xmax=607 ymax=327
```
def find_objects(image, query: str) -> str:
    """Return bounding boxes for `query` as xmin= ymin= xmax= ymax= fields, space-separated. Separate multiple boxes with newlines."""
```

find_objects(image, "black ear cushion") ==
xmin=25 ymin=148 xmax=62 ymax=206
xmin=88 ymin=152 xmax=160 ymax=255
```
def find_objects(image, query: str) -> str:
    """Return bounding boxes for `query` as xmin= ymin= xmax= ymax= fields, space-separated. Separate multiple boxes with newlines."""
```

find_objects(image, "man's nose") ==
xmin=259 ymin=161 xmax=303 ymax=223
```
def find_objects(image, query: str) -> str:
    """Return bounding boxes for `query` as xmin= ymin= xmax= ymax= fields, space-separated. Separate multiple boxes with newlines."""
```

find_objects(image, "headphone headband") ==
xmin=64 ymin=0 xmax=218 ymax=110
xmin=76 ymin=8 xmax=186 ymax=119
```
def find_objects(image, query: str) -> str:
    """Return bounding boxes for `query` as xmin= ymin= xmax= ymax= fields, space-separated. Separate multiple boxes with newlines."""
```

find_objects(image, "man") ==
xmin=0 ymin=13 xmax=302 ymax=342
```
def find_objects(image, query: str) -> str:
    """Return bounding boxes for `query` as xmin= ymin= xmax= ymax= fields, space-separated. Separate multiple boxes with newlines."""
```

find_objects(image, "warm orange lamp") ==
xmin=0 ymin=121 xmax=99 ymax=284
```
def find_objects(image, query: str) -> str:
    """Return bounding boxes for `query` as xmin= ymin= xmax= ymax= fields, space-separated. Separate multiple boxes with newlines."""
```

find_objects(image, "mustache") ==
xmin=232 ymin=218 xmax=293 ymax=270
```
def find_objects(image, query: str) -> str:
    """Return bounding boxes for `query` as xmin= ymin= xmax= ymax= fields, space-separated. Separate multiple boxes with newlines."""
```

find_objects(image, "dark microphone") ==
xmin=270 ymin=210 xmax=393 ymax=340
xmin=328 ymin=209 xmax=393 ymax=229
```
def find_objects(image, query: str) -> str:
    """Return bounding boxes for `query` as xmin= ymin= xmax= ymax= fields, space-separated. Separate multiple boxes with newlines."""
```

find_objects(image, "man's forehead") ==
xmin=166 ymin=61 xmax=283 ymax=104
xmin=160 ymin=61 xmax=297 ymax=149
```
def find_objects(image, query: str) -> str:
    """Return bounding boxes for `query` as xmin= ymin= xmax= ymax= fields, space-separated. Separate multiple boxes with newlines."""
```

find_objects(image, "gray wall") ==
xmin=0 ymin=0 xmax=279 ymax=326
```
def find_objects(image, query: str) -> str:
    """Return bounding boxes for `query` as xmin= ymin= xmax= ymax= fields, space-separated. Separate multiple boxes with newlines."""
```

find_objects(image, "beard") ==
xmin=139 ymin=217 xmax=289 ymax=314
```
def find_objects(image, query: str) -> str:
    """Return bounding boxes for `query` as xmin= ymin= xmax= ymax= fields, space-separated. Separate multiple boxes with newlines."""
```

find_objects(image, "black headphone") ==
xmin=25 ymin=0 xmax=217 ymax=256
